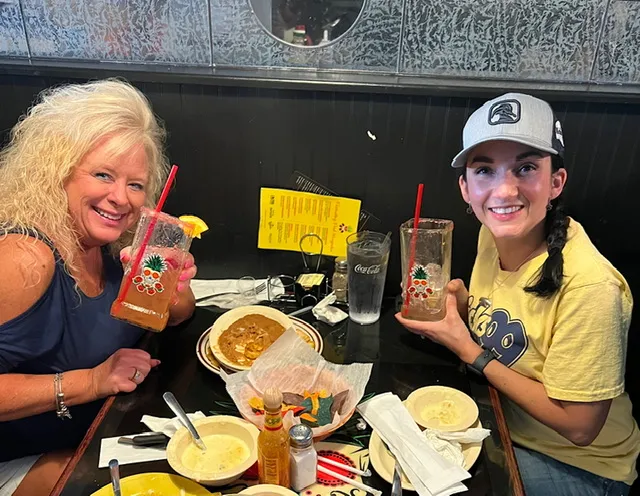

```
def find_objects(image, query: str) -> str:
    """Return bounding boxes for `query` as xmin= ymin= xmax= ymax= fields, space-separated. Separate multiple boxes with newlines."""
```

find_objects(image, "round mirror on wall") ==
xmin=249 ymin=0 xmax=366 ymax=47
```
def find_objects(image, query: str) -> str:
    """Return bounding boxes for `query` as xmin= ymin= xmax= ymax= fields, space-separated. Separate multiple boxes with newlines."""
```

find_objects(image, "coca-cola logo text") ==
xmin=354 ymin=264 xmax=382 ymax=275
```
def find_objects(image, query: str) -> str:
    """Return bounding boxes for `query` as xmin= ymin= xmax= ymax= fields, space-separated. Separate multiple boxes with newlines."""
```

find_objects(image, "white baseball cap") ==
xmin=451 ymin=92 xmax=565 ymax=168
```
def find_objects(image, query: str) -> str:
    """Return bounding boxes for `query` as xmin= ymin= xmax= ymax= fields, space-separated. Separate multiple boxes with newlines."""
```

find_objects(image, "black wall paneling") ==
xmin=1 ymin=74 xmax=639 ymax=433
xmin=2 ymin=74 xmax=638 ymax=291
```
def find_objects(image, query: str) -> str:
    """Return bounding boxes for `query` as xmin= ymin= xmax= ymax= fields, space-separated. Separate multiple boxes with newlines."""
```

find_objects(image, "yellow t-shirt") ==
xmin=468 ymin=218 xmax=640 ymax=485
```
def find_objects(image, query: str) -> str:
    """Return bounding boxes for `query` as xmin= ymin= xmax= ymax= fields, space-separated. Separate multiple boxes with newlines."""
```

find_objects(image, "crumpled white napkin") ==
xmin=98 ymin=411 xmax=205 ymax=468
xmin=140 ymin=411 xmax=207 ymax=437
xmin=357 ymin=393 xmax=470 ymax=496
xmin=312 ymin=292 xmax=348 ymax=325
xmin=191 ymin=278 xmax=283 ymax=309
xmin=424 ymin=427 xmax=491 ymax=468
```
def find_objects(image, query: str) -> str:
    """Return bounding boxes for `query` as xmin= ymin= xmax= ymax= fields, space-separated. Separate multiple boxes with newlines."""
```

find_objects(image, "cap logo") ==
xmin=554 ymin=120 xmax=565 ymax=147
xmin=488 ymin=99 xmax=521 ymax=125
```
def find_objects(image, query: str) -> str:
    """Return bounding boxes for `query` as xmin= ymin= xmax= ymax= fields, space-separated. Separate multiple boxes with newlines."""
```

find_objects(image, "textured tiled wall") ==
xmin=0 ymin=1 xmax=28 ymax=57
xmin=20 ymin=0 xmax=211 ymax=64
xmin=594 ymin=1 xmax=640 ymax=83
xmin=401 ymin=0 xmax=607 ymax=82
xmin=1 ymin=0 xmax=639 ymax=85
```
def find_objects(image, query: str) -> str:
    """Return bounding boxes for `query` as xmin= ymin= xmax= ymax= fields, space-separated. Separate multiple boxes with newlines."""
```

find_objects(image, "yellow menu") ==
xmin=258 ymin=188 xmax=361 ymax=257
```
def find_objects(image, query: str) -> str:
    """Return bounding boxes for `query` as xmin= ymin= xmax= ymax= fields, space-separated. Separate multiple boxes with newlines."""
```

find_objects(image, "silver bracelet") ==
xmin=54 ymin=373 xmax=72 ymax=420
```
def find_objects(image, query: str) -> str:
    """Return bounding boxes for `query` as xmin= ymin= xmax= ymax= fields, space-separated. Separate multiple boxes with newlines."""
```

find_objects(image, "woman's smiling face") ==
xmin=459 ymin=140 xmax=566 ymax=241
xmin=64 ymin=137 xmax=149 ymax=248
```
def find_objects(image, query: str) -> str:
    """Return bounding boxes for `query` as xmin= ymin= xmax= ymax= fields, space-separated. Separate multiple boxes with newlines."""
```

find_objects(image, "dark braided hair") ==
xmin=462 ymin=154 xmax=569 ymax=298
xmin=523 ymin=154 xmax=569 ymax=297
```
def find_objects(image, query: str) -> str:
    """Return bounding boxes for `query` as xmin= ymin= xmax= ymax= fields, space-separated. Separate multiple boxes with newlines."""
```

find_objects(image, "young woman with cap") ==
xmin=397 ymin=93 xmax=639 ymax=495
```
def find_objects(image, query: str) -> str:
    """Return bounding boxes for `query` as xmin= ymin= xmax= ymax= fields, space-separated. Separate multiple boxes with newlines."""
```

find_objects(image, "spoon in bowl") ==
xmin=162 ymin=391 xmax=207 ymax=451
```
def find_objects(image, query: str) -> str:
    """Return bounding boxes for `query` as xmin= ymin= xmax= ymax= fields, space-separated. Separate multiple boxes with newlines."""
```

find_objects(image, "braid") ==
xmin=524 ymin=155 xmax=569 ymax=297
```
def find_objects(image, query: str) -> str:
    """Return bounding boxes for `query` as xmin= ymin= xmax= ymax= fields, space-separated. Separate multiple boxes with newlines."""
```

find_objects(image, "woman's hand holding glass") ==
xmin=395 ymin=279 xmax=482 ymax=364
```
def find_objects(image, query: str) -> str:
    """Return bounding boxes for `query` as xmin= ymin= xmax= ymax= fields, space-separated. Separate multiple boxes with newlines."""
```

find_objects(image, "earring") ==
xmin=546 ymin=201 xmax=552 ymax=211
xmin=466 ymin=203 xmax=473 ymax=214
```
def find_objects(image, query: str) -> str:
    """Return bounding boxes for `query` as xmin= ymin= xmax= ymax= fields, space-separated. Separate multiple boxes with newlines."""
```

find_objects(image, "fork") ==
xmin=195 ymin=281 xmax=267 ymax=303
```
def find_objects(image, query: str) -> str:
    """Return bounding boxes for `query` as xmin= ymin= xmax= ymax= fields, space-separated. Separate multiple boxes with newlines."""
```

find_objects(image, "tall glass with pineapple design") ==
xmin=400 ymin=218 xmax=453 ymax=321
xmin=110 ymin=208 xmax=195 ymax=332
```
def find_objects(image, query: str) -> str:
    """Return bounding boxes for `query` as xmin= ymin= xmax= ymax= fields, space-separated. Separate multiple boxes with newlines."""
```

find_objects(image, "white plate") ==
xmin=369 ymin=418 xmax=483 ymax=492
xmin=405 ymin=385 xmax=479 ymax=432
xmin=196 ymin=316 xmax=323 ymax=376
xmin=239 ymin=484 xmax=298 ymax=495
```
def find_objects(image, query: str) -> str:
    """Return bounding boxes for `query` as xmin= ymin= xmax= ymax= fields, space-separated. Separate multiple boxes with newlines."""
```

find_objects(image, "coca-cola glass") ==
xmin=400 ymin=218 xmax=453 ymax=321
xmin=346 ymin=231 xmax=391 ymax=325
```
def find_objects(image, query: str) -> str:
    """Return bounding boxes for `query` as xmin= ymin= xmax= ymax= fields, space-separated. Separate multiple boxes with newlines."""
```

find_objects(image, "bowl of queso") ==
xmin=166 ymin=415 xmax=260 ymax=486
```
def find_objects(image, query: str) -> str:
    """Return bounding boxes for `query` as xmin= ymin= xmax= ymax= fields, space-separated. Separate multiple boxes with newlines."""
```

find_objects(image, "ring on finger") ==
xmin=130 ymin=368 xmax=143 ymax=384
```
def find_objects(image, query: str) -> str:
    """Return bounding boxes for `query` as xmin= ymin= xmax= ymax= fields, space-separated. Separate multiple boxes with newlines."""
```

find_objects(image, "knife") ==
xmin=392 ymin=458 xmax=403 ymax=496
xmin=117 ymin=432 xmax=169 ymax=447
xmin=382 ymin=438 xmax=403 ymax=496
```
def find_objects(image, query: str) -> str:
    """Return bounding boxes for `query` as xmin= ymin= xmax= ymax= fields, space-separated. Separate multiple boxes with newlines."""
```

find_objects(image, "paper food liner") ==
xmin=222 ymin=328 xmax=372 ymax=437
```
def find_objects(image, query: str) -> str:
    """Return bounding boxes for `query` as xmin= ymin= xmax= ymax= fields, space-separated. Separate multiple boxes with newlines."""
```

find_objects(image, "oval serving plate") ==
xmin=197 ymin=316 xmax=323 ymax=376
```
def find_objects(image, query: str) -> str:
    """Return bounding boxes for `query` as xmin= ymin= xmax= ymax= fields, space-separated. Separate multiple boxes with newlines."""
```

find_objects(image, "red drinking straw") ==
xmin=113 ymin=164 xmax=179 ymax=311
xmin=401 ymin=183 xmax=424 ymax=317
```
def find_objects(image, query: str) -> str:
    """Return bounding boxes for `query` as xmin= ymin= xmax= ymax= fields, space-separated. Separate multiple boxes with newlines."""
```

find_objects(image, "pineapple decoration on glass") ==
xmin=133 ymin=254 xmax=168 ymax=295
xmin=407 ymin=264 xmax=435 ymax=300
xmin=400 ymin=218 xmax=453 ymax=321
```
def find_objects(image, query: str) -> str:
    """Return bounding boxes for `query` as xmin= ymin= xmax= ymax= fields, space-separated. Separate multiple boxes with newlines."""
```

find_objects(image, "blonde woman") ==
xmin=0 ymin=79 xmax=197 ymax=496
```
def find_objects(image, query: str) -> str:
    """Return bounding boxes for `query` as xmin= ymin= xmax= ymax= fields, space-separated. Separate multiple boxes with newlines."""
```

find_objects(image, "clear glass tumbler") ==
xmin=400 ymin=218 xmax=453 ymax=321
xmin=110 ymin=208 xmax=194 ymax=331
xmin=346 ymin=231 xmax=391 ymax=325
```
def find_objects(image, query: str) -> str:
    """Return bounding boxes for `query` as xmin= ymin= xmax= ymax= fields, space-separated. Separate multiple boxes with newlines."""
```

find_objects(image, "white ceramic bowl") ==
xmin=209 ymin=305 xmax=294 ymax=371
xmin=405 ymin=385 xmax=479 ymax=432
xmin=166 ymin=416 xmax=259 ymax=486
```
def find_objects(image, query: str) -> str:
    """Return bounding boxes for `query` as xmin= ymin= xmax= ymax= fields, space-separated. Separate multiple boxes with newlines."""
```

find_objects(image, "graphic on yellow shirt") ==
xmin=468 ymin=298 xmax=529 ymax=367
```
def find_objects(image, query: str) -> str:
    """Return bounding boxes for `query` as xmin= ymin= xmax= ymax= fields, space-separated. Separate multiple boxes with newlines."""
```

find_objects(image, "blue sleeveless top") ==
xmin=0 ymin=230 xmax=145 ymax=461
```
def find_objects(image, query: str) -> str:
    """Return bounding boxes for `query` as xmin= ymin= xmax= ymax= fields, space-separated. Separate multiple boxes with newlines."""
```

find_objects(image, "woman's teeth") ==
xmin=490 ymin=206 xmax=523 ymax=214
xmin=94 ymin=207 xmax=124 ymax=221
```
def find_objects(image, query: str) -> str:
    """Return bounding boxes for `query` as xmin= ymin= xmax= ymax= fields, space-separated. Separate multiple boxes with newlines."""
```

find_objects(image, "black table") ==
xmin=52 ymin=300 xmax=524 ymax=495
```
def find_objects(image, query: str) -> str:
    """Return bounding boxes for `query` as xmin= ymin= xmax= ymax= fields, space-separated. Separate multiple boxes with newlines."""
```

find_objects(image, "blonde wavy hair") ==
xmin=0 ymin=78 xmax=169 ymax=274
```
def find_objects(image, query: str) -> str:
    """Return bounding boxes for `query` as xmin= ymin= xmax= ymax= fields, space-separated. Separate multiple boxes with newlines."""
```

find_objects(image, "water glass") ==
xmin=346 ymin=231 xmax=391 ymax=325
xmin=237 ymin=275 xmax=258 ymax=304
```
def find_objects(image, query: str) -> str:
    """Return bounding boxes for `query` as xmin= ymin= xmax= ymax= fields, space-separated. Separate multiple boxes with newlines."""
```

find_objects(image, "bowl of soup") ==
xmin=166 ymin=415 xmax=259 ymax=486
xmin=209 ymin=306 xmax=294 ymax=371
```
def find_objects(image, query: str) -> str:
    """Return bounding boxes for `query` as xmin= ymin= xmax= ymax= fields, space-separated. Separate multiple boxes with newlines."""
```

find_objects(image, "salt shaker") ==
xmin=289 ymin=424 xmax=317 ymax=491
xmin=332 ymin=256 xmax=348 ymax=304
